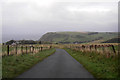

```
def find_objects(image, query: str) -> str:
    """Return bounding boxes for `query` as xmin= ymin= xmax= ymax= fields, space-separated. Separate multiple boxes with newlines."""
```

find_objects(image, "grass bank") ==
xmin=64 ymin=48 xmax=119 ymax=79
xmin=2 ymin=48 xmax=56 ymax=78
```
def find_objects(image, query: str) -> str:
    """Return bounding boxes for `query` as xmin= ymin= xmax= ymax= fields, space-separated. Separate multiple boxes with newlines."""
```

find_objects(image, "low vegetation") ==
xmin=64 ymin=48 xmax=119 ymax=79
xmin=2 ymin=48 xmax=56 ymax=78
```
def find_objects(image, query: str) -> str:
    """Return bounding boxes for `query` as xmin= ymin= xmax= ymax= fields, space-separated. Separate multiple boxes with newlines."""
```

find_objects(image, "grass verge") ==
xmin=2 ymin=48 xmax=56 ymax=78
xmin=64 ymin=48 xmax=119 ymax=79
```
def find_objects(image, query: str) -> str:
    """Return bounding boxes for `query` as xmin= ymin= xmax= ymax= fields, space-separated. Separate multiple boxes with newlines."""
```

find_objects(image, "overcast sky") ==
xmin=2 ymin=0 xmax=119 ymax=42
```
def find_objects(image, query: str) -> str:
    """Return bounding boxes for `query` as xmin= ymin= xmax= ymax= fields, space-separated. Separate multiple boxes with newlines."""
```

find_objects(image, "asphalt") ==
xmin=17 ymin=48 xmax=94 ymax=78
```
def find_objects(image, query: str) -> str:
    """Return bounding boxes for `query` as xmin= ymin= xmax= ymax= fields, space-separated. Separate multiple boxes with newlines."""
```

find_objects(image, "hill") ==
xmin=39 ymin=32 xmax=118 ymax=44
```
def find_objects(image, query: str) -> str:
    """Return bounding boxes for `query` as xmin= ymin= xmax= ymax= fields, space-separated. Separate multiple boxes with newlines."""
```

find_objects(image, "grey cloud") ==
xmin=2 ymin=1 xmax=118 ymax=42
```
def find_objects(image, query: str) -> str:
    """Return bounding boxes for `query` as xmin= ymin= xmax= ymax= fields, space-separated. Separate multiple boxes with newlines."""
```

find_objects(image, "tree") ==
xmin=6 ymin=40 xmax=16 ymax=45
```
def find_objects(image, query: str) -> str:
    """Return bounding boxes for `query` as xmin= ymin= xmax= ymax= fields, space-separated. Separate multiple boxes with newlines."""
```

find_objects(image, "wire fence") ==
xmin=2 ymin=45 xmax=52 ymax=56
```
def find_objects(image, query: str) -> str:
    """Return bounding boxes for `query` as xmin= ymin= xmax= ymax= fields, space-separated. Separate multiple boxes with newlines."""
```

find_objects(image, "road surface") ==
xmin=17 ymin=49 xmax=94 ymax=78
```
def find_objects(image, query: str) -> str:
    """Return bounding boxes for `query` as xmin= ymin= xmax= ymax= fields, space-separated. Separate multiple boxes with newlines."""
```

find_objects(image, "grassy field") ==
xmin=64 ymin=48 xmax=119 ymax=79
xmin=2 ymin=48 xmax=56 ymax=78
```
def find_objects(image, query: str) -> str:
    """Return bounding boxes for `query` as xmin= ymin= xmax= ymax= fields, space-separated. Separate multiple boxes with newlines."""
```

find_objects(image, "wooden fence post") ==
xmin=15 ymin=45 xmax=17 ymax=54
xmin=35 ymin=47 xmax=37 ymax=53
xmin=82 ymin=45 xmax=85 ymax=52
xmin=50 ymin=46 xmax=52 ymax=49
xmin=36 ymin=47 xmax=37 ymax=53
xmin=41 ymin=47 xmax=43 ymax=51
xmin=36 ymin=47 xmax=38 ymax=52
xmin=111 ymin=45 xmax=116 ymax=54
xmin=95 ymin=45 xmax=97 ymax=50
xmin=30 ymin=46 xmax=31 ymax=53
xmin=26 ymin=46 xmax=27 ymax=54
xmin=21 ymin=46 xmax=23 ymax=54
xmin=7 ymin=45 xmax=9 ymax=56
xmin=89 ymin=45 xmax=92 ymax=51
xmin=32 ymin=46 xmax=34 ymax=53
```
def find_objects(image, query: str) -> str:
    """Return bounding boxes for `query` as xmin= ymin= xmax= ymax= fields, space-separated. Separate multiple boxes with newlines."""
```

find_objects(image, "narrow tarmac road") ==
xmin=17 ymin=49 xmax=94 ymax=78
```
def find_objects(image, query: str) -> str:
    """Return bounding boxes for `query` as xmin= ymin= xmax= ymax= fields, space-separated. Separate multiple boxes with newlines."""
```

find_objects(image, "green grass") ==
xmin=2 ymin=48 xmax=56 ymax=78
xmin=64 ymin=48 xmax=119 ymax=79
